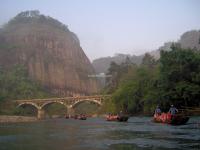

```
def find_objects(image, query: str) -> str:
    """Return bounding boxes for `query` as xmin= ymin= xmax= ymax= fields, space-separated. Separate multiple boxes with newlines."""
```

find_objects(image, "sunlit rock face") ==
xmin=0 ymin=10 xmax=99 ymax=96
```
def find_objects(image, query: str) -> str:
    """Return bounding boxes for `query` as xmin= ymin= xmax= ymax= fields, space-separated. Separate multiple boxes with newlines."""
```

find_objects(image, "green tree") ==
xmin=105 ymin=58 xmax=135 ymax=93
xmin=158 ymin=46 xmax=200 ymax=108
xmin=142 ymin=53 xmax=157 ymax=68
xmin=111 ymin=65 xmax=158 ymax=114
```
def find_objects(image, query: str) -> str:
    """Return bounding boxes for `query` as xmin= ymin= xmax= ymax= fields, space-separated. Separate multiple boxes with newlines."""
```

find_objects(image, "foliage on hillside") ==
xmin=4 ymin=10 xmax=69 ymax=32
xmin=104 ymin=45 xmax=200 ymax=114
xmin=0 ymin=65 xmax=51 ymax=101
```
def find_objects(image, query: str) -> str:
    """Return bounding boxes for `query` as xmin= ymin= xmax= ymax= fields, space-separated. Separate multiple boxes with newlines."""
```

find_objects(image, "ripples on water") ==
xmin=0 ymin=117 xmax=199 ymax=150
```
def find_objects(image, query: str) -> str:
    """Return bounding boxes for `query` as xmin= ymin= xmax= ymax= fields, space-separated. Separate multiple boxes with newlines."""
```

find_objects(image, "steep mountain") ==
xmin=0 ymin=10 xmax=98 ymax=96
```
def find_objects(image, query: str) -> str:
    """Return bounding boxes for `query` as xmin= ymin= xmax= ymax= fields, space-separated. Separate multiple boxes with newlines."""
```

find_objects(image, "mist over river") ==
xmin=0 ymin=117 xmax=199 ymax=150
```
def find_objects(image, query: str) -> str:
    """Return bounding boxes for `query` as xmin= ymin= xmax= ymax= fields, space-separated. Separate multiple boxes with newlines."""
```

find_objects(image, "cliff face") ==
xmin=0 ymin=11 xmax=98 ymax=96
xmin=179 ymin=30 xmax=200 ymax=50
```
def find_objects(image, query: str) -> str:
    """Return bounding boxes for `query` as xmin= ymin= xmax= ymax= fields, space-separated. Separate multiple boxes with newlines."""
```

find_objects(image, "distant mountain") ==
xmin=179 ymin=30 xmax=200 ymax=50
xmin=92 ymin=53 xmax=143 ymax=73
xmin=92 ymin=30 xmax=200 ymax=73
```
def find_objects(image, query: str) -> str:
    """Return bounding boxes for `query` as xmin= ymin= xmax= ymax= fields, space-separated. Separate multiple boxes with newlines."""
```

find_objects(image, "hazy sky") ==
xmin=0 ymin=0 xmax=200 ymax=61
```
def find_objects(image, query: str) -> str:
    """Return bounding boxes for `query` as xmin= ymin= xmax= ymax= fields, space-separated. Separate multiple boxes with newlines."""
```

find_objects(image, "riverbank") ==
xmin=0 ymin=115 xmax=37 ymax=123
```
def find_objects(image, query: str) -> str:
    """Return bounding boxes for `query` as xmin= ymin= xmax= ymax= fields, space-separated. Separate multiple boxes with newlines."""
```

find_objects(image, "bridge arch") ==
xmin=41 ymin=101 xmax=68 ymax=110
xmin=71 ymin=99 xmax=102 ymax=109
xmin=17 ymin=102 xmax=40 ymax=110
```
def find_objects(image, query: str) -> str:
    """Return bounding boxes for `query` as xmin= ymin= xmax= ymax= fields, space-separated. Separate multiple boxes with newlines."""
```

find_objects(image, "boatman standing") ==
xmin=169 ymin=105 xmax=178 ymax=115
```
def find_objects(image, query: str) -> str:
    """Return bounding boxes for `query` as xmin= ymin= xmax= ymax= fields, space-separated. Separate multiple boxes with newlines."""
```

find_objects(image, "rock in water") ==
xmin=0 ymin=10 xmax=98 ymax=96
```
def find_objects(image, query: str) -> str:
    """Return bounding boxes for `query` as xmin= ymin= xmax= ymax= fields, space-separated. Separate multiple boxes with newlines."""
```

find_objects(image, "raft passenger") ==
xmin=154 ymin=105 xmax=162 ymax=115
xmin=169 ymin=105 xmax=178 ymax=115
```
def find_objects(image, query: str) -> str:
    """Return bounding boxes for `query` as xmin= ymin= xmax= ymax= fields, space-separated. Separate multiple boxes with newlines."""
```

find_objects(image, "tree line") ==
xmin=102 ymin=45 xmax=200 ymax=115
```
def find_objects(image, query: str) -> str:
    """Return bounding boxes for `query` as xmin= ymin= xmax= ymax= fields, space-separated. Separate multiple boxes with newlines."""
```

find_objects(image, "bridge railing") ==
xmin=14 ymin=95 xmax=111 ymax=102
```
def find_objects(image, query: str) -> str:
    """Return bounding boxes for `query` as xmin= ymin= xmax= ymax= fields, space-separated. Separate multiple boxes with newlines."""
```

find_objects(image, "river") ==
xmin=0 ymin=117 xmax=199 ymax=150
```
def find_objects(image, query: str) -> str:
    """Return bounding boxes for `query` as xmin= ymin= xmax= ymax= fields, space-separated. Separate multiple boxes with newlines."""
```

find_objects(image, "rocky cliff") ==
xmin=0 ymin=10 xmax=98 ymax=96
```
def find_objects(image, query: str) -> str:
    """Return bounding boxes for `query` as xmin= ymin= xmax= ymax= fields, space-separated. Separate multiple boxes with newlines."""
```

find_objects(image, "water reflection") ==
xmin=0 ymin=117 xmax=199 ymax=150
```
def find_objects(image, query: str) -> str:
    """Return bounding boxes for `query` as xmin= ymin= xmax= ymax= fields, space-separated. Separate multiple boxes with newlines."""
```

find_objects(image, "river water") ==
xmin=0 ymin=117 xmax=199 ymax=150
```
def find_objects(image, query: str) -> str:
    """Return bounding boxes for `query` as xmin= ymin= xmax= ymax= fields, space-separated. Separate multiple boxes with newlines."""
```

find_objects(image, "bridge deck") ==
xmin=14 ymin=95 xmax=110 ymax=102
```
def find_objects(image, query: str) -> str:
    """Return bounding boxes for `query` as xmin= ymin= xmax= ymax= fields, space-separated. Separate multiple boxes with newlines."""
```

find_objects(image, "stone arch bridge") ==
xmin=14 ymin=95 xmax=110 ymax=119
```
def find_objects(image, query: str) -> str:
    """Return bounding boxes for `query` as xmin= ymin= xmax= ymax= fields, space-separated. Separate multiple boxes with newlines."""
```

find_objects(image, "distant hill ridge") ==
xmin=92 ymin=53 xmax=143 ymax=73
xmin=92 ymin=30 xmax=200 ymax=73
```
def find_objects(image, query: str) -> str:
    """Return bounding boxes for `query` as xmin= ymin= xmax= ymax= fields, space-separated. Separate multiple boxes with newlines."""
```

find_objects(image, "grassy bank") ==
xmin=0 ymin=115 xmax=37 ymax=123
